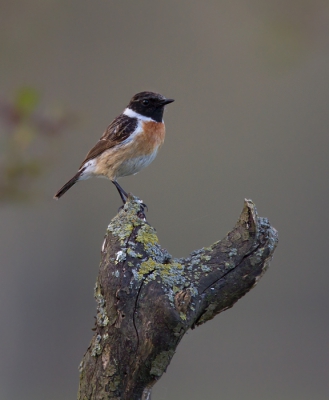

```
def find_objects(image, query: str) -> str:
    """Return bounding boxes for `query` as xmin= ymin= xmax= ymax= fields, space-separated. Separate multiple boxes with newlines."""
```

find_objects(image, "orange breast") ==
xmin=133 ymin=120 xmax=165 ymax=155
xmin=94 ymin=121 xmax=166 ymax=180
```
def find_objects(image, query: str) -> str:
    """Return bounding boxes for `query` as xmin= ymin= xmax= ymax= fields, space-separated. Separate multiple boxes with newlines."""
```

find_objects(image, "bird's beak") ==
xmin=161 ymin=98 xmax=175 ymax=105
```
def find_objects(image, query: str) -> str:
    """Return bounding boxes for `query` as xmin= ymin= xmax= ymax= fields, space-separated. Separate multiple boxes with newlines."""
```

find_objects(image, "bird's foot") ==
xmin=140 ymin=201 xmax=148 ymax=212
xmin=137 ymin=200 xmax=148 ymax=219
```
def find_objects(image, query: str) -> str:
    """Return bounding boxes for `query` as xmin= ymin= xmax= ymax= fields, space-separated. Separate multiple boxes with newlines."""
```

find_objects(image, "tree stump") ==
xmin=78 ymin=196 xmax=278 ymax=400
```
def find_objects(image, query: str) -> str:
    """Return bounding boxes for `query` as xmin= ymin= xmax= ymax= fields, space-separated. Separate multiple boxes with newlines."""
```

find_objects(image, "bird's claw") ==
xmin=139 ymin=202 xmax=148 ymax=212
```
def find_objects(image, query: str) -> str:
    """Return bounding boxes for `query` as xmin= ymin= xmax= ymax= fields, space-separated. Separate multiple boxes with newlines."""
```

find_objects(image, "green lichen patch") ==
xmin=138 ymin=259 xmax=183 ymax=280
xmin=179 ymin=312 xmax=187 ymax=321
xmin=107 ymin=196 xmax=145 ymax=244
xmin=138 ymin=259 xmax=161 ymax=276
xmin=150 ymin=350 xmax=175 ymax=377
xmin=225 ymin=261 xmax=233 ymax=269
xmin=241 ymin=230 xmax=250 ymax=241
xmin=228 ymin=248 xmax=237 ymax=257
xmin=108 ymin=219 xmax=134 ymax=245
xmin=108 ymin=375 xmax=121 ymax=392
xmin=136 ymin=224 xmax=158 ymax=246
xmin=144 ymin=242 xmax=171 ymax=264
xmin=173 ymin=285 xmax=180 ymax=294
xmin=127 ymin=247 xmax=143 ymax=258
xmin=137 ymin=258 xmax=191 ymax=305
xmin=249 ymin=247 xmax=264 ymax=266
xmin=200 ymin=264 xmax=211 ymax=272
xmin=203 ymin=245 xmax=213 ymax=251
xmin=94 ymin=282 xmax=109 ymax=327
xmin=91 ymin=334 xmax=103 ymax=357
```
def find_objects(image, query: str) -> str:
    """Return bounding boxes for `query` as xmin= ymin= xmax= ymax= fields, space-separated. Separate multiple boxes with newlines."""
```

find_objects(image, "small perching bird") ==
xmin=54 ymin=91 xmax=174 ymax=204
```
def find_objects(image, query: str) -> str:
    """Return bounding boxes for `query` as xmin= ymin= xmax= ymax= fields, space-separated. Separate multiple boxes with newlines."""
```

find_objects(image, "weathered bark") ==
xmin=78 ymin=196 xmax=278 ymax=400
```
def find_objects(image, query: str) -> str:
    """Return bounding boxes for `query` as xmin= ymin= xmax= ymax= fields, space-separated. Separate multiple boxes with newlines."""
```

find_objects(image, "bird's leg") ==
xmin=112 ymin=180 xmax=148 ymax=214
xmin=112 ymin=180 xmax=128 ymax=204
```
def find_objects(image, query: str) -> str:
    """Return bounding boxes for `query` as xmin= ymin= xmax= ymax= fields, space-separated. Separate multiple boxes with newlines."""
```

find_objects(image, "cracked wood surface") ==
xmin=78 ymin=196 xmax=278 ymax=400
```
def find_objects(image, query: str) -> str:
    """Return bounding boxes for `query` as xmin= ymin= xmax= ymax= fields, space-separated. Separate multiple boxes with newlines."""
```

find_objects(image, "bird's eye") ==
xmin=142 ymin=99 xmax=149 ymax=106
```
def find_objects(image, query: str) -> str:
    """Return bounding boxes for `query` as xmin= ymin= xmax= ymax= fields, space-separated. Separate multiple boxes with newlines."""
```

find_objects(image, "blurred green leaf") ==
xmin=0 ymin=86 xmax=79 ymax=203
xmin=14 ymin=87 xmax=40 ymax=117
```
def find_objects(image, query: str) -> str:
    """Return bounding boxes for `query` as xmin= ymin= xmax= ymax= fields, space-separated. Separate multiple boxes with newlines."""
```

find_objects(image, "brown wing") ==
xmin=79 ymin=114 xmax=138 ymax=169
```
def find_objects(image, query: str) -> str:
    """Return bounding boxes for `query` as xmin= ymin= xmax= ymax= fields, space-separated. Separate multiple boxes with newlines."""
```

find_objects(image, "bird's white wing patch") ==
xmin=79 ymin=159 xmax=96 ymax=180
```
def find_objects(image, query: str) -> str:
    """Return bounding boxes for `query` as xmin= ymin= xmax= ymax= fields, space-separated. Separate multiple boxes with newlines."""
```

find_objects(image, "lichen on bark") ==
xmin=78 ymin=195 xmax=278 ymax=400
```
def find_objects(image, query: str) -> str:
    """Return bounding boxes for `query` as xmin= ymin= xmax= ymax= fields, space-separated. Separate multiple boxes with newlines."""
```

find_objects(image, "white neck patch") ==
xmin=123 ymin=108 xmax=160 ymax=122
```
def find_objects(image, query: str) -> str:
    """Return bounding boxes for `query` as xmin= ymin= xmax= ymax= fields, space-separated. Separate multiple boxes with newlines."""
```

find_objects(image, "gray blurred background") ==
xmin=1 ymin=1 xmax=329 ymax=399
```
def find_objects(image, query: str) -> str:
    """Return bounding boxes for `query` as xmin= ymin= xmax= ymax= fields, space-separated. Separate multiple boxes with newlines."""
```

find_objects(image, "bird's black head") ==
xmin=127 ymin=91 xmax=174 ymax=122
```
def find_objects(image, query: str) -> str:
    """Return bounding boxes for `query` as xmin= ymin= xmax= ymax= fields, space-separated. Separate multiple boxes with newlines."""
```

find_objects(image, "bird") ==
xmin=53 ymin=91 xmax=174 ymax=204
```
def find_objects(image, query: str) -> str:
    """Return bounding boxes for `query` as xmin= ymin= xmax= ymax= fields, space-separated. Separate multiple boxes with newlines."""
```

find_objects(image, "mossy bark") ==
xmin=78 ymin=196 xmax=278 ymax=400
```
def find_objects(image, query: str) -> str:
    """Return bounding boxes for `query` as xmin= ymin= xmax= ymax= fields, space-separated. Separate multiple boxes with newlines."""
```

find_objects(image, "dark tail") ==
xmin=53 ymin=171 xmax=81 ymax=199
